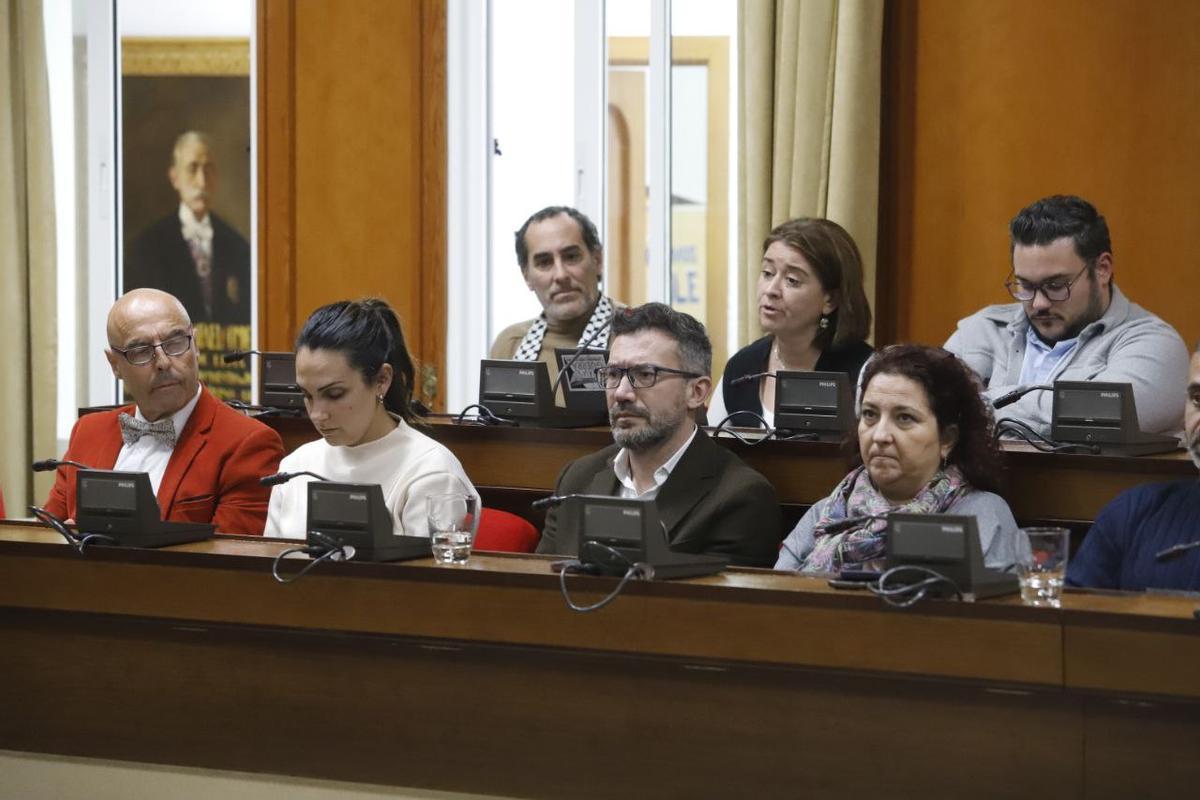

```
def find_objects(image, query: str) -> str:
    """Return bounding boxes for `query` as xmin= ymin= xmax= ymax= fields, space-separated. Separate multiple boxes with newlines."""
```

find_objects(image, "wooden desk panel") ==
xmin=2 ymin=524 xmax=1199 ymax=798
xmin=268 ymin=417 xmax=1194 ymax=524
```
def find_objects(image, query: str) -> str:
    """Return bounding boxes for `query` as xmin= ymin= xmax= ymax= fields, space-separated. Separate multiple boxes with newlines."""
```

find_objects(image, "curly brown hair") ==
xmin=859 ymin=344 xmax=1005 ymax=495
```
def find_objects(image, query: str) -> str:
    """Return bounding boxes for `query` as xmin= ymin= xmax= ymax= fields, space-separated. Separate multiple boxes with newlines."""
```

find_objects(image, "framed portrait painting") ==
xmin=121 ymin=36 xmax=253 ymax=402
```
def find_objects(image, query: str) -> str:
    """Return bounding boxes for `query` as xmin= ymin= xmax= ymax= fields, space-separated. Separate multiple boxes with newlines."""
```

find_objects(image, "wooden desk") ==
xmin=268 ymin=416 xmax=1195 ymax=524
xmin=1 ymin=523 xmax=1197 ymax=798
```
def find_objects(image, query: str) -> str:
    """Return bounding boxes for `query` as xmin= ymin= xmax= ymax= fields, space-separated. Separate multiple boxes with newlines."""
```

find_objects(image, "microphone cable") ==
xmin=709 ymin=411 xmax=778 ymax=446
xmin=708 ymin=411 xmax=820 ymax=446
xmin=994 ymin=418 xmax=1100 ymax=454
xmin=29 ymin=505 xmax=117 ymax=555
xmin=557 ymin=542 xmax=648 ymax=613
xmin=453 ymin=403 xmax=518 ymax=427
xmin=271 ymin=532 xmax=354 ymax=584
xmin=868 ymin=565 xmax=962 ymax=608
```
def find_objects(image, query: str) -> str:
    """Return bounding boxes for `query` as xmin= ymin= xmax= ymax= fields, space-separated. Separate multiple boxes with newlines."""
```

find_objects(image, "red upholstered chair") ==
xmin=473 ymin=507 xmax=539 ymax=553
xmin=0 ymin=482 xmax=5 ymax=518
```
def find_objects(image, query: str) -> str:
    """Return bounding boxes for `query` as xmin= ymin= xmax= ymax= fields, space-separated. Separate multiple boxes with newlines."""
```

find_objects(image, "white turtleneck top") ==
xmin=264 ymin=419 xmax=479 ymax=539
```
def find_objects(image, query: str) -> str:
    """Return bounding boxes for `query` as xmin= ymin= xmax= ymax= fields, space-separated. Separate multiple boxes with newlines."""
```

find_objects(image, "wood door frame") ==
xmin=256 ymin=0 xmax=447 ymax=409
xmin=607 ymin=36 xmax=731 ymax=370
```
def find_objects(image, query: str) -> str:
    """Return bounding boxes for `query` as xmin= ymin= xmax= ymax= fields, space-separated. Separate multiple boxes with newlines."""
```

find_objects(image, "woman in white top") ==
xmin=265 ymin=298 xmax=478 ymax=538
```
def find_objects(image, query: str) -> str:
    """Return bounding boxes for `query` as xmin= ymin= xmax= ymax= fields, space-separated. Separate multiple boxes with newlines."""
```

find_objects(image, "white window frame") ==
xmin=445 ymin=0 xmax=678 ymax=413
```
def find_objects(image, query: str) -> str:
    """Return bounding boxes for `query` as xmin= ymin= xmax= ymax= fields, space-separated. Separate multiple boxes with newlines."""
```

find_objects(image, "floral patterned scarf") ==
xmin=801 ymin=465 xmax=968 ymax=573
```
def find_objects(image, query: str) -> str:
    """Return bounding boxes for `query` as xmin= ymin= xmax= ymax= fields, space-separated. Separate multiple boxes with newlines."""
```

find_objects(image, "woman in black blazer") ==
xmin=710 ymin=217 xmax=874 ymax=427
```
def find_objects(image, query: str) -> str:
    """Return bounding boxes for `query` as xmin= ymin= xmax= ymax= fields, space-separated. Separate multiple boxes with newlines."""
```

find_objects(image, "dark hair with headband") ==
xmin=296 ymin=298 xmax=418 ymax=423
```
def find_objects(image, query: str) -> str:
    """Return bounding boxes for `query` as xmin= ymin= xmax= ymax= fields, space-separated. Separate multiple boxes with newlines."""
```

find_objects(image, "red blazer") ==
xmin=44 ymin=387 xmax=284 ymax=535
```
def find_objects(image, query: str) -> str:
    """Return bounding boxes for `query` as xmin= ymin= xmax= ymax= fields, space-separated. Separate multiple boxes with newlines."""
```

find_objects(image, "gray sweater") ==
xmin=774 ymin=490 xmax=1023 ymax=572
xmin=944 ymin=286 xmax=1188 ymax=437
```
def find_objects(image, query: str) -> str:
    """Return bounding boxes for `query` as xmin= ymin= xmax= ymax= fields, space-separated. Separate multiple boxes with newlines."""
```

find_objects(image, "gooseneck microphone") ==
xmin=1155 ymin=540 xmax=1200 ymax=561
xmin=32 ymin=458 xmax=92 ymax=472
xmin=992 ymin=384 xmax=1053 ymax=410
xmin=222 ymin=349 xmax=267 ymax=364
xmin=549 ymin=320 xmax=614 ymax=401
xmin=729 ymin=371 xmax=775 ymax=387
xmin=260 ymin=470 xmax=332 ymax=487
xmin=531 ymin=493 xmax=582 ymax=511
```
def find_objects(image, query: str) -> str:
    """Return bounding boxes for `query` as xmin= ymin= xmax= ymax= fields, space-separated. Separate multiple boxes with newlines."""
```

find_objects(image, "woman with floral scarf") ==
xmin=775 ymin=345 xmax=1021 ymax=573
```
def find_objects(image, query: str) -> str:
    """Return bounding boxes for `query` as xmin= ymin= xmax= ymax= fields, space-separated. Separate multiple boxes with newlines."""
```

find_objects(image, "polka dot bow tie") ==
xmin=118 ymin=413 xmax=178 ymax=448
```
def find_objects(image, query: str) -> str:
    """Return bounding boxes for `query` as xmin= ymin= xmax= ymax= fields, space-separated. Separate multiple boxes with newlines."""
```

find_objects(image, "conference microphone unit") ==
xmin=549 ymin=318 xmax=615 ymax=401
xmin=32 ymin=458 xmax=93 ymax=472
xmin=260 ymin=470 xmax=331 ymax=487
xmin=992 ymin=384 xmax=1052 ymax=410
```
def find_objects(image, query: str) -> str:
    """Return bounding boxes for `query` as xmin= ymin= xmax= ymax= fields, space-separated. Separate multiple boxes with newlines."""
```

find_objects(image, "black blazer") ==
xmin=720 ymin=335 xmax=873 ymax=423
xmin=536 ymin=428 xmax=783 ymax=567
xmin=125 ymin=211 xmax=252 ymax=328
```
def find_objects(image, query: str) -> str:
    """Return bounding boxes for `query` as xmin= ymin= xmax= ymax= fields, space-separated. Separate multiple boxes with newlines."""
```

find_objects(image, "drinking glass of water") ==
xmin=1017 ymin=527 xmax=1070 ymax=607
xmin=427 ymin=494 xmax=477 ymax=565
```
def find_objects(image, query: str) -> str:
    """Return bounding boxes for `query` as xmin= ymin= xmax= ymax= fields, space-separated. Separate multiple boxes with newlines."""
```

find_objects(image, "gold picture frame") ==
xmin=122 ymin=37 xmax=250 ymax=77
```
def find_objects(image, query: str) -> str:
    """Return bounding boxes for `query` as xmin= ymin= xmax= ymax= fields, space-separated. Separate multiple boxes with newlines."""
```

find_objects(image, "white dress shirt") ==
xmin=112 ymin=384 xmax=202 ymax=493
xmin=178 ymin=203 xmax=213 ymax=262
xmin=614 ymin=425 xmax=699 ymax=499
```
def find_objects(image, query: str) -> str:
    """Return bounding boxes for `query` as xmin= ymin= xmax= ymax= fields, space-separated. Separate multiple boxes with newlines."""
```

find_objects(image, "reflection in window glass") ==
xmin=489 ymin=0 xmax=577 ymax=343
xmin=671 ymin=0 xmax=736 ymax=376
xmin=118 ymin=0 xmax=254 ymax=401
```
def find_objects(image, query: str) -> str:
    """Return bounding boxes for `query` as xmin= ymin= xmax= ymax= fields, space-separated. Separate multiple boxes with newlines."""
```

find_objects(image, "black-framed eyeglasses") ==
xmin=598 ymin=363 xmax=701 ymax=389
xmin=111 ymin=333 xmax=194 ymax=366
xmin=1003 ymin=264 xmax=1090 ymax=303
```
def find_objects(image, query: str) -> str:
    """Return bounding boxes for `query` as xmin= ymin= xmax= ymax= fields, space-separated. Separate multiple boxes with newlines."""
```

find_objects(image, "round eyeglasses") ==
xmin=1003 ymin=263 xmax=1090 ymax=303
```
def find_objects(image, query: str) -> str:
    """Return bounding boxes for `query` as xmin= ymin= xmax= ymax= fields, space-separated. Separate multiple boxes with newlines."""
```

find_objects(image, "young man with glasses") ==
xmin=44 ymin=289 xmax=283 ymax=534
xmin=945 ymin=194 xmax=1188 ymax=436
xmin=536 ymin=303 xmax=782 ymax=566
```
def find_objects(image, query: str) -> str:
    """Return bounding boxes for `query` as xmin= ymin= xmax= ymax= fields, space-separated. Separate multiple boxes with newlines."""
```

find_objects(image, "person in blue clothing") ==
xmin=1067 ymin=347 xmax=1200 ymax=591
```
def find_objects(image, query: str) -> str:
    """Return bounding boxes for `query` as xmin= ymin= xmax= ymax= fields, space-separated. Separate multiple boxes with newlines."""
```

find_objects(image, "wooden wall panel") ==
xmin=258 ymin=0 xmax=447 ymax=408
xmin=878 ymin=0 xmax=1200 ymax=351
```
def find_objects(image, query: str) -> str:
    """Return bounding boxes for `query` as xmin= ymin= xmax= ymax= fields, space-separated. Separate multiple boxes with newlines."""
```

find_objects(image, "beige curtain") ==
xmin=0 ymin=0 xmax=57 ymax=516
xmin=738 ymin=0 xmax=884 ymax=344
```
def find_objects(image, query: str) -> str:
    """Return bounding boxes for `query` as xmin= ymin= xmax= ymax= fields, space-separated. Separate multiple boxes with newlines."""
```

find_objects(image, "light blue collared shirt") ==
xmin=1018 ymin=324 xmax=1080 ymax=386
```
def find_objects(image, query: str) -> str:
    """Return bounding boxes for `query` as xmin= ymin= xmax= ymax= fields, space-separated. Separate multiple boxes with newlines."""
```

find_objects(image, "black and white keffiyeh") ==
xmin=513 ymin=295 xmax=615 ymax=361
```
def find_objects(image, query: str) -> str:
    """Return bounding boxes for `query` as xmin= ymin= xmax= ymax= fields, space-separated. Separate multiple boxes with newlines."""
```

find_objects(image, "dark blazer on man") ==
xmin=125 ymin=211 xmax=251 ymax=328
xmin=44 ymin=386 xmax=283 ymax=535
xmin=537 ymin=428 xmax=783 ymax=567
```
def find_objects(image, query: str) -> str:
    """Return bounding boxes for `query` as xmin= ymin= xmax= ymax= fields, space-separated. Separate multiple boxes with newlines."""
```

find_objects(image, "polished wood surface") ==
xmin=878 ymin=0 xmax=1200 ymax=348
xmin=265 ymin=415 xmax=1194 ymax=524
xmin=1 ymin=523 xmax=1197 ymax=798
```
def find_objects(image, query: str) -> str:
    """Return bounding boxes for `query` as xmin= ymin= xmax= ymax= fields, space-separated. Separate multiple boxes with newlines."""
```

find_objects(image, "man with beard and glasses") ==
xmin=945 ymin=195 xmax=1188 ymax=437
xmin=535 ymin=303 xmax=782 ymax=566
xmin=44 ymin=289 xmax=283 ymax=534
xmin=1067 ymin=346 xmax=1200 ymax=591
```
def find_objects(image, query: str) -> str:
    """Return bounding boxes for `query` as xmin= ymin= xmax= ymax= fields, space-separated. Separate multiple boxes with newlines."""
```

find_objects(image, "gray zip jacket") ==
xmin=944 ymin=286 xmax=1188 ymax=436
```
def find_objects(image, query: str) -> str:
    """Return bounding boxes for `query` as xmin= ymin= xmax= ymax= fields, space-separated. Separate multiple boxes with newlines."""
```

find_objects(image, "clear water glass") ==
xmin=1017 ymin=527 xmax=1070 ymax=607
xmin=427 ymin=493 xmax=477 ymax=565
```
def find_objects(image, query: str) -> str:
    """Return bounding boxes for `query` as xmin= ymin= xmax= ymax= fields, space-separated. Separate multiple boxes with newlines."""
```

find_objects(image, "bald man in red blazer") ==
xmin=44 ymin=289 xmax=283 ymax=535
